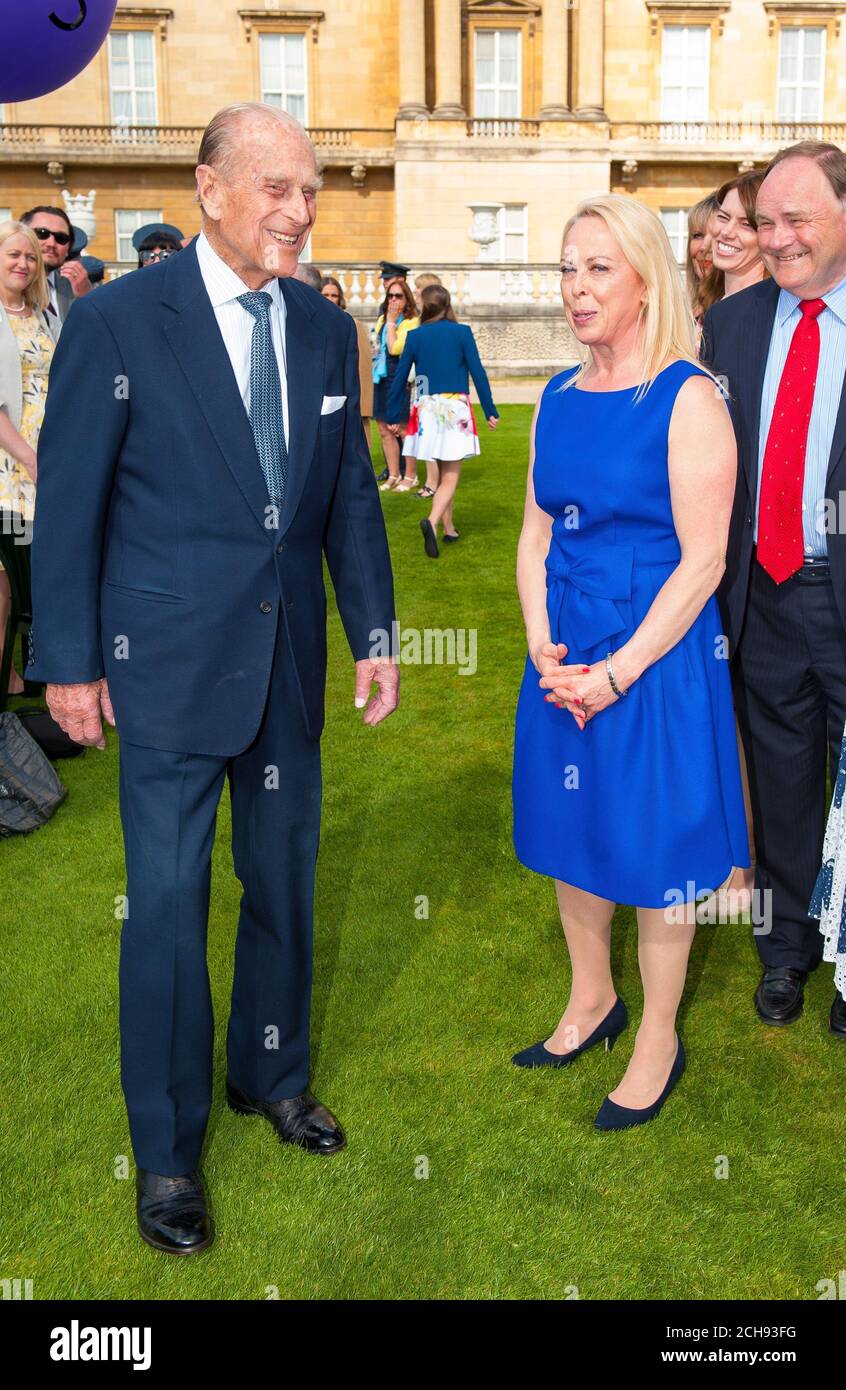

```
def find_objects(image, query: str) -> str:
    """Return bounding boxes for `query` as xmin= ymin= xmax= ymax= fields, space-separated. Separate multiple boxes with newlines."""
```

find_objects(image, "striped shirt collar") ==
xmin=196 ymin=229 xmax=285 ymax=317
xmin=775 ymin=269 xmax=846 ymax=327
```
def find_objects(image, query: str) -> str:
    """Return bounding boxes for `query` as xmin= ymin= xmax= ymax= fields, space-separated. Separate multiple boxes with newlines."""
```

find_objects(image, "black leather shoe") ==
xmin=136 ymin=1169 xmax=213 ymax=1255
xmin=755 ymin=966 xmax=807 ymax=1025
xmin=226 ymin=1079 xmax=346 ymax=1155
xmin=830 ymin=992 xmax=846 ymax=1038
xmin=376 ymin=466 xmax=389 ymax=481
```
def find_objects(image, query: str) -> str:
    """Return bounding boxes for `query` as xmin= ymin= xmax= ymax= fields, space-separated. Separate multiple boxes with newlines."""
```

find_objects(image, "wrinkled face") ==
xmin=196 ymin=117 xmax=320 ymax=286
xmin=756 ymin=157 xmax=846 ymax=297
xmin=1 ymin=3 xmax=118 ymax=104
xmin=710 ymin=187 xmax=761 ymax=278
xmin=0 ymin=234 xmax=39 ymax=298
xmin=26 ymin=212 xmax=72 ymax=269
xmin=560 ymin=216 xmax=646 ymax=348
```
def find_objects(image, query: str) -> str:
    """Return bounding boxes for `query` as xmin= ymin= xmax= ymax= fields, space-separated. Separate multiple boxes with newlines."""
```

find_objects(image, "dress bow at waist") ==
xmin=545 ymin=539 xmax=680 ymax=652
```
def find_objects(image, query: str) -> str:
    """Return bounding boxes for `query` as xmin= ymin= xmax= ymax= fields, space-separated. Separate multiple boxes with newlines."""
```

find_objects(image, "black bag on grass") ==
xmin=14 ymin=705 xmax=85 ymax=761
xmin=0 ymin=711 xmax=68 ymax=837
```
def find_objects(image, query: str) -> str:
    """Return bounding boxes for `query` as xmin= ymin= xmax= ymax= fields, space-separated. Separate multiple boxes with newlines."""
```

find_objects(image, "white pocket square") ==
xmin=321 ymin=394 xmax=347 ymax=415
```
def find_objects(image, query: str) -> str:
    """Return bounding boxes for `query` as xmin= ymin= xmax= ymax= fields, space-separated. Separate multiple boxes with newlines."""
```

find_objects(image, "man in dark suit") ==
xmin=701 ymin=141 xmax=846 ymax=1038
xmin=27 ymin=103 xmax=398 ymax=1254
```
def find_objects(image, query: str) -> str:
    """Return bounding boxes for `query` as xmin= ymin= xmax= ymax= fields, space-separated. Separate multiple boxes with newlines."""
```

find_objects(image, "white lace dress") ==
xmin=809 ymin=732 xmax=846 ymax=1000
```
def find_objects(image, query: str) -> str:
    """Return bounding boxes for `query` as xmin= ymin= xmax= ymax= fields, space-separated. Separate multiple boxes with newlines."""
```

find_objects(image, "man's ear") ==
xmin=195 ymin=165 xmax=223 ymax=221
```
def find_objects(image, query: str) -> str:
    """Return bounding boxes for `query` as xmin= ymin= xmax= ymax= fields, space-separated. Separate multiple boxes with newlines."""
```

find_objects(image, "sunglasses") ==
xmin=32 ymin=226 xmax=71 ymax=246
xmin=387 ymin=292 xmax=405 ymax=300
xmin=139 ymin=248 xmax=176 ymax=264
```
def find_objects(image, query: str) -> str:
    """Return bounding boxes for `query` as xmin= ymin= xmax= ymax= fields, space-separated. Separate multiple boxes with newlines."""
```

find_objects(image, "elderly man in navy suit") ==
xmin=27 ymin=103 xmax=398 ymax=1254
xmin=701 ymin=141 xmax=846 ymax=1040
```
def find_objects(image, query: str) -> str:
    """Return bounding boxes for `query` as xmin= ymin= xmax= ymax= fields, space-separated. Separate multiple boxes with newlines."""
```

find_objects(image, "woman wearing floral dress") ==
xmin=809 ymin=734 xmax=846 ymax=1033
xmin=0 ymin=221 xmax=58 ymax=694
xmin=386 ymin=285 xmax=499 ymax=558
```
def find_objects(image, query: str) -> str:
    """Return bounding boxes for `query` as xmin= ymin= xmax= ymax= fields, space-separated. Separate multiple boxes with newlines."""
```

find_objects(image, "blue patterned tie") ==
xmin=237 ymin=290 xmax=288 ymax=509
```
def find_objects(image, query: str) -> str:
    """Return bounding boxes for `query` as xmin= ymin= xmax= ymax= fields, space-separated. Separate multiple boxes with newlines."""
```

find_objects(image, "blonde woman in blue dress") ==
xmin=0 ymin=221 xmax=57 ymax=693
xmin=511 ymin=195 xmax=750 ymax=1129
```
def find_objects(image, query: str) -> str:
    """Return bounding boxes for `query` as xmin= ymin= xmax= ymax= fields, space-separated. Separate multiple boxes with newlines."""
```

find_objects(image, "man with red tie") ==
xmin=701 ymin=141 xmax=846 ymax=1036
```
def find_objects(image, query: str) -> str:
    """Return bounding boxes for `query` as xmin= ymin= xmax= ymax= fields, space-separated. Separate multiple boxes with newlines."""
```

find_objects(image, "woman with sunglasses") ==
xmin=136 ymin=231 xmax=184 ymax=269
xmin=372 ymin=277 xmax=419 ymax=491
xmin=0 ymin=221 xmax=59 ymax=695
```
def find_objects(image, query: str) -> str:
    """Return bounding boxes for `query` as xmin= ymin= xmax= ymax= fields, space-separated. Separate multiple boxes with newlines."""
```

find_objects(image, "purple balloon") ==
xmin=0 ymin=1 xmax=118 ymax=103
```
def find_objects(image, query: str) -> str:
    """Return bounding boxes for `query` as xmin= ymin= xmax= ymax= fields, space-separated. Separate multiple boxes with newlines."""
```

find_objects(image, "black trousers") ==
xmin=734 ymin=557 xmax=846 ymax=972
xmin=117 ymin=614 xmax=322 ymax=1175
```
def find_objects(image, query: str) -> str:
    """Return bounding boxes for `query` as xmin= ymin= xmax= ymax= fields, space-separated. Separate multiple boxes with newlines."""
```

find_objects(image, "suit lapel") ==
xmin=825 ymin=357 xmax=846 ymax=489
xmin=738 ymin=282 xmax=779 ymax=498
xmin=160 ymin=243 xmax=327 ymax=537
xmin=278 ymin=276 xmax=324 ymax=536
xmin=161 ymin=240 xmax=280 ymax=535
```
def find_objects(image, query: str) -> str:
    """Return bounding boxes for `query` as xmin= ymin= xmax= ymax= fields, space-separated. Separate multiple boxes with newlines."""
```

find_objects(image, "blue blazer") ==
xmin=27 ymin=238 xmax=395 ymax=755
xmin=386 ymin=319 xmax=498 ymax=423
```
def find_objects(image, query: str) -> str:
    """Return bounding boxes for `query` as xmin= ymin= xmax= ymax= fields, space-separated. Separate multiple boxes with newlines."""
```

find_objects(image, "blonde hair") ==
xmin=414 ymin=272 xmax=441 ymax=290
xmin=557 ymin=193 xmax=721 ymax=404
xmin=0 ymin=220 xmax=49 ymax=312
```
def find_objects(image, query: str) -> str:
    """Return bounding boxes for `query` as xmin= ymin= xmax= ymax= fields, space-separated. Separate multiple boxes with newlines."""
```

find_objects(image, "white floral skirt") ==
xmin=402 ymin=392 xmax=481 ymax=462
xmin=809 ymin=721 xmax=846 ymax=1000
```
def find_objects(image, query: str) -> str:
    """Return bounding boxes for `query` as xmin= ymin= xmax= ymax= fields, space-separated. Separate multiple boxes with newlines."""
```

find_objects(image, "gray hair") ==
xmin=196 ymin=102 xmax=323 ymax=204
xmin=293 ymin=262 xmax=323 ymax=291
xmin=762 ymin=140 xmax=846 ymax=208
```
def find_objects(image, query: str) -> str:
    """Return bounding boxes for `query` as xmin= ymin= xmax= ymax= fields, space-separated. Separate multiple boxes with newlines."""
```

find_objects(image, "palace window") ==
xmin=115 ymin=208 xmax=163 ymax=262
xmin=777 ymin=26 xmax=825 ymax=120
xmin=108 ymin=30 xmax=158 ymax=127
xmin=259 ymin=32 xmax=308 ymax=123
xmin=660 ymin=25 xmax=710 ymax=121
xmin=475 ymin=203 xmax=528 ymax=263
xmin=474 ymin=29 xmax=521 ymax=118
xmin=661 ymin=208 xmax=689 ymax=264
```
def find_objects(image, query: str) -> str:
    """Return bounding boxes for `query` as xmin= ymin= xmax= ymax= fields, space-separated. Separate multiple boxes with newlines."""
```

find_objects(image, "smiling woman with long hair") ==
xmin=510 ymin=193 xmax=749 ymax=1131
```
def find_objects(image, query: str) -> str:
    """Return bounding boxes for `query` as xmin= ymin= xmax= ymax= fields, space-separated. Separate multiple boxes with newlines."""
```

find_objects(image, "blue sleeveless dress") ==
xmin=512 ymin=360 xmax=750 ymax=907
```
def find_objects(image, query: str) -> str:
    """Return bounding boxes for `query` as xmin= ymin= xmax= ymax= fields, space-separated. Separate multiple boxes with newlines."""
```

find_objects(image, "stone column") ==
xmin=432 ymin=0 xmax=465 ymax=118
xmin=540 ymin=0 xmax=570 ymax=117
xmin=574 ymin=0 xmax=605 ymax=117
xmin=397 ymin=0 xmax=429 ymax=118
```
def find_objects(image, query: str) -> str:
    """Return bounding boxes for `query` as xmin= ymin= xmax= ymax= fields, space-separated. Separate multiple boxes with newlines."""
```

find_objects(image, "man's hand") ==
xmin=59 ymin=260 xmax=92 ymax=297
xmin=353 ymin=657 xmax=399 ymax=726
xmin=46 ymin=678 xmax=115 ymax=749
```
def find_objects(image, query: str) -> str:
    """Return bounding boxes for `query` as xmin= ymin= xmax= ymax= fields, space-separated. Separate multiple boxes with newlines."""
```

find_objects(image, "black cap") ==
xmin=80 ymin=254 xmax=105 ymax=284
xmin=379 ymin=260 xmax=410 ymax=280
xmin=68 ymin=225 xmax=88 ymax=256
xmin=132 ymin=222 xmax=185 ymax=252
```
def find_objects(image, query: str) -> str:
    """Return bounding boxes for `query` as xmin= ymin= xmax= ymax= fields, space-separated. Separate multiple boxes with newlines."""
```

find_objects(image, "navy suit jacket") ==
xmin=27 ymin=238 xmax=395 ymax=754
xmin=701 ymin=277 xmax=846 ymax=652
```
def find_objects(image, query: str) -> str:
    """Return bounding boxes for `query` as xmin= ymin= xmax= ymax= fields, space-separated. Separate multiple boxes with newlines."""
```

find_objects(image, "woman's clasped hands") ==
xmin=531 ymin=640 xmax=621 ymax=731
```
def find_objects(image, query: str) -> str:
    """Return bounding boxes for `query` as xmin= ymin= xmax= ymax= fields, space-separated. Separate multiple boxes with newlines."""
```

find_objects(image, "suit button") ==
xmin=747 ymin=515 xmax=753 ymax=526
xmin=275 ymin=541 xmax=286 ymax=554
xmin=259 ymin=601 xmax=273 ymax=614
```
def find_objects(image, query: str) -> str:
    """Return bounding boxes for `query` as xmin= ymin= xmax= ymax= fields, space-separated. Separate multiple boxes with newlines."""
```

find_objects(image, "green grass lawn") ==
xmin=2 ymin=405 xmax=844 ymax=1301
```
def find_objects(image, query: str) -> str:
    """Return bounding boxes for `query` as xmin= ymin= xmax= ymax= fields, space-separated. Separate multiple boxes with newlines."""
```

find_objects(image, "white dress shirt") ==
xmin=195 ymin=230 xmax=290 ymax=445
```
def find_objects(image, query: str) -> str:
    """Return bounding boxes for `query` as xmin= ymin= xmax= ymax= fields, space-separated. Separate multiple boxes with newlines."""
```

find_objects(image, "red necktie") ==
xmin=757 ymin=297 xmax=826 ymax=584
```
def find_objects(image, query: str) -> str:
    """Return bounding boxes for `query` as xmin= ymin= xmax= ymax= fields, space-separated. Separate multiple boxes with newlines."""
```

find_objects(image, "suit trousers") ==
xmin=117 ymin=612 xmax=322 ymax=1175
xmin=733 ymin=557 xmax=846 ymax=972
